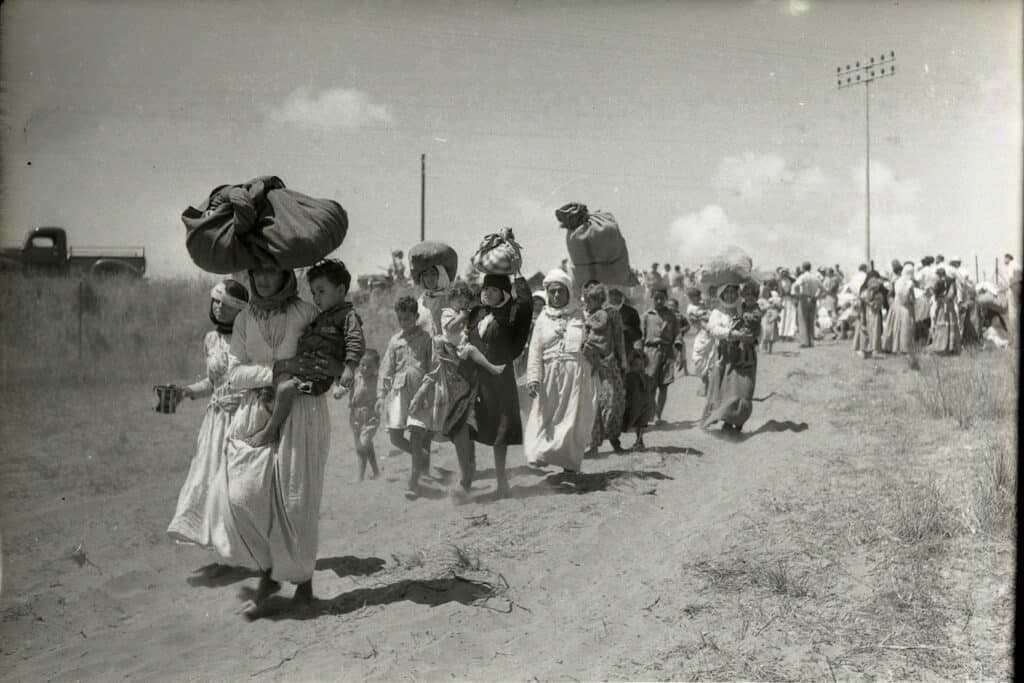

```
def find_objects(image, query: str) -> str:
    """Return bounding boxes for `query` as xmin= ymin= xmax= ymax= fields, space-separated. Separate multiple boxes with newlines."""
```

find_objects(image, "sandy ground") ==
xmin=0 ymin=340 xmax=1014 ymax=681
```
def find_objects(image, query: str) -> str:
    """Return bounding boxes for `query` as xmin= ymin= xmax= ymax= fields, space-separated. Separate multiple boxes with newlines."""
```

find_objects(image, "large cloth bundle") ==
xmin=471 ymin=227 xmax=523 ymax=275
xmin=699 ymin=244 xmax=753 ymax=291
xmin=556 ymin=202 xmax=638 ymax=286
xmin=409 ymin=241 xmax=458 ymax=283
xmin=182 ymin=176 xmax=347 ymax=274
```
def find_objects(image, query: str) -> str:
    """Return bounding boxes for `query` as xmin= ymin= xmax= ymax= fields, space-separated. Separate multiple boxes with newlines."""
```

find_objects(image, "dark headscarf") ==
xmin=247 ymin=269 xmax=299 ymax=318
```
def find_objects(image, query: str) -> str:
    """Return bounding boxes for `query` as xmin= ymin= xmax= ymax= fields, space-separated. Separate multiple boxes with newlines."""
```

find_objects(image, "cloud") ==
xmin=713 ymin=152 xmax=829 ymax=202
xmin=713 ymin=152 xmax=792 ymax=201
xmin=266 ymin=86 xmax=393 ymax=129
xmin=792 ymin=166 xmax=829 ymax=199
xmin=784 ymin=0 xmax=811 ymax=16
xmin=850 ymin=160 xmax=919 ymax=209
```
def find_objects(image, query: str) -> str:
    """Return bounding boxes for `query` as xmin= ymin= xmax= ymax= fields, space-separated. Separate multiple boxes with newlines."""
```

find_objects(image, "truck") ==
xmin=0 ymin=227 xmax=146 ymax=278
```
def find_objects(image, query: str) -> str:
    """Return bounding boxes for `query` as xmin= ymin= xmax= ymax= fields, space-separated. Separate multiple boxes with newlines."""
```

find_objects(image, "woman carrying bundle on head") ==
xmin=167 ymin=279 xmax=249 ymax=547
xmin=701 ymin=281 xmax=760 ymax=433
xmin=215 ymin=267 xmax=344 ymax=614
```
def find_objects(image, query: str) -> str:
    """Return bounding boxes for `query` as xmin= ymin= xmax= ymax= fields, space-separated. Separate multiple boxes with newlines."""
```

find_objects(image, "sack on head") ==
xmin=557 ymin=203 xmax=638 ymax=287
xmin=699 ymin=244 xmax=753 ymax=291
xmin=182 ymin=176 xmax=348 ymax=274
xmin=471 ymin=227 xmax=523 ymax=275
xmin=409 ymin=241 xmax=458 ymax=283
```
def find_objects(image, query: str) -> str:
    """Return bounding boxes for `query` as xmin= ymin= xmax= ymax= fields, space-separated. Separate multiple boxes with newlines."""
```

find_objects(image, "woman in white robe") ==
xmin=523 ymin=269 xmax=598 ymax=473
xmin=167 ymin=280 xmax=249 ymax=545
xmin=208 ymin=268 xmax=338 ymax=614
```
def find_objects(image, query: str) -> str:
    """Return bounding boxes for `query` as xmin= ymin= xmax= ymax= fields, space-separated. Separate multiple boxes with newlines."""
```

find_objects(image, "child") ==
xmin=582 ymin=283 xmax=612 ymax=371
xmin=686 ymin=288 xmax=713 ymax=397
xmin=439 ymin=279 xmax=507 ymax=379
xmin=346 ymin=349 xmax=381 ymax=481
xmin=816 ymin=304 xmax=836 ymax=340
xmin=378 ymin=296 xmax=434 ymax=499
xmin=761 ymin=303 xmax=780 ymax=354
xmin=440 ymin=280 xmax=475 ymax=346
xmin=669 ymin=298 xmax=691 ymax=376
xmin=622 ymin=350 xmax=654 ymax=450
xmin=245 ymin=259 xmax=364 ymax=447
xmin=408 ymin=337 xmax=475 ymax=491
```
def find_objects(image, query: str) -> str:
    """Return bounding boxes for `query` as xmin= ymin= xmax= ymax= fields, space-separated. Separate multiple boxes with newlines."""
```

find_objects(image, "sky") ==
xmin=1 ymin=0 xmax=1020 ymax=283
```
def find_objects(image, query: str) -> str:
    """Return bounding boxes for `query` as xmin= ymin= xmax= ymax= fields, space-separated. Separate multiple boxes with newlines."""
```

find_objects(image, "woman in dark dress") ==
xmin=449 ymin=273 xmax=533 ymax=498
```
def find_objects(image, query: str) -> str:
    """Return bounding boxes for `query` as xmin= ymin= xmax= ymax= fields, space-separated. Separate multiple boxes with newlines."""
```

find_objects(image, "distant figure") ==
xmin=388 ymin=249 xmax=407 ymax=285
xmin=1005 ymin=253 xmax=1021 ymax=348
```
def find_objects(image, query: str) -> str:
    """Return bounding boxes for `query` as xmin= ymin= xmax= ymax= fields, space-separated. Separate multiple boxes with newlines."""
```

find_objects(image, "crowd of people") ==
xmin=165 ymin=239 xmax=1020 ymax=616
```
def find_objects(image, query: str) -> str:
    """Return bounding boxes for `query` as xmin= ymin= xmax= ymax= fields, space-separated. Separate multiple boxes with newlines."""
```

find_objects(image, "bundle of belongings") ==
xmin=471 ymin=227 xmax=523 ymax=275
xmin=409 ymin=240 xmax=458 ymax=283
xmin=556 ymin=202 xmax=638 ymax=287
xmin=182 ymin=176 xmax=347 ymax=273
xmin=698 ymin=244 xmax=754 ymax=293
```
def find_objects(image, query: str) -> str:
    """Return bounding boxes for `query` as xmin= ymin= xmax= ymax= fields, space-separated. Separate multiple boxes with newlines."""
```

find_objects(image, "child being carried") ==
xmin=245 ymin=260 xmax=364 ymax=447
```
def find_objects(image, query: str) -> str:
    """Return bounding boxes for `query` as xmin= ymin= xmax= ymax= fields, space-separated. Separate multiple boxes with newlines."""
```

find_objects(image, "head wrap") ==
xmin=531 ymin=290 xmax=548 ymax=304
xmin=247 ymin=269 xmax=299 ymax=318
xmin=209 ymin=280 xmax=250 ymax=335
xmin=481 ymin=273 xmax=512 ymax=294
xmin=542 ymin=269 xmax=578 ymax=316
xmin=715 ymin=283 xmax=742 ymax=312
xmin=542 ymin=268 xmax=572 ymax=291
xmin=421 ymin=264 xmax=451 ymax=298
xmin=900 ymin=263 xmax=915 ymax=279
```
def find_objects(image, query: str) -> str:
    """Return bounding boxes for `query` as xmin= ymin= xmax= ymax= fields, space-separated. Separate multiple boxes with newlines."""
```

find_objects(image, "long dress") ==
xmin=525 ymin=309 xmax=598 ymax=470
xmin=207 ymin=301 xmax=331 ymax=584
xmin=779 ymin=278 xmax=798 ymax=339
xmin=882 ymin=277 xmax=916 ymax=354
xmin=465 ymin=281 xmax=533 ymax=447
xmin=590 ymin=305 xmax=627 ymax=449
xmin=853 ymin=286 xmax=885 ymax=355
xmin=167 ymin=330 xmax=242 ymax=545
xmin=701 ymin=309 xmax=758 ymax=430
xmin=930 ymin=285 xmax=962 ymax=355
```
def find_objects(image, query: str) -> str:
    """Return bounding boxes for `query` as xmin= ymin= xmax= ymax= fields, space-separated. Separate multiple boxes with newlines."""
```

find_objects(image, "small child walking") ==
xmin=245 ymin=259 xmax=364 ymax=447
xmin=622 ymin=350 xmax=654 ymax=450
xmin=378 ymin=296 xmax=434 ymax=499
xmin=761 ymin=303 xmax=781 ymax=354
xmin=345 ymin=349 xmax=381 ymax=481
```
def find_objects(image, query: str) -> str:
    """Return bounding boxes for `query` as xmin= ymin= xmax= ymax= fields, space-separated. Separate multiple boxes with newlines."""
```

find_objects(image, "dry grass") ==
xmin=913 ymin=350 xmax=1015 ymax=429
xmin=967 ymin=432 xmax=1017 ymax=537
xmin=0 ymin=272 xmax=410 ymax=389
xmin=892 ymin=475 xmax=962 ymax=543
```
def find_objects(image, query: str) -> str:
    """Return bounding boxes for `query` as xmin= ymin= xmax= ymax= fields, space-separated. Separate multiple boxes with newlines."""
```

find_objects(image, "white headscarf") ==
xmin=210 ymin=281 xmax=248 ymax=310
xmin=542 ymin=268 xmax=577 ymax=318
xmin=715 ymin=283 xmax=742 ymax=312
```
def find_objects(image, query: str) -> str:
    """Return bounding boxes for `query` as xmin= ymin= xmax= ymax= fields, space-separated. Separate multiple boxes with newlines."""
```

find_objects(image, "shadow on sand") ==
xmin=315 ymin=556 xmax=387 ymax=579
xmin=243 ymin=574 xmax=501 ymax=621
xmin=472 ymin=469 xmax=674 ymax=502
xmin=706 ymin=419 xmax=809 ymax=442
xmin=187 ymin=564 xmax=259 ymax=588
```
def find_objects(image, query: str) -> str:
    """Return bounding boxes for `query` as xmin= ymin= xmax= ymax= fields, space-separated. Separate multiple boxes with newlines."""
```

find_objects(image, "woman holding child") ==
xmin=524 ymin=269 xmax=599 ymax=472
xmin=167 ymin=279 xmax=249 ymax=546
xmin=701 ymin=282 xmax=760 ymax=433
xmin=211 ymin=267 xmax=345 ymax=613
xmin=454 ymin=273 xmax=533 ymax=497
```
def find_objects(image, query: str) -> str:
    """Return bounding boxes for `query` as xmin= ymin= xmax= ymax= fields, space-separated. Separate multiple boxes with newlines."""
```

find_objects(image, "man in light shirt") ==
xmin=793 ymin=261 xmax=823 ymax=347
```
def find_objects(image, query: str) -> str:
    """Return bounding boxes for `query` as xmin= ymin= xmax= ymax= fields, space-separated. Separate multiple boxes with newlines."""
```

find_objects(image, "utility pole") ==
xmin=420 ymin=154 xmax=426 ymax=242
xmin=836 ymin=51 xmax=896 ymax=266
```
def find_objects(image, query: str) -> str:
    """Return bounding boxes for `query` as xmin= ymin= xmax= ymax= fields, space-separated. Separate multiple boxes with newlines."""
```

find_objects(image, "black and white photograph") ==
xmin=0 ymin=0 xmax=1018 ymax=680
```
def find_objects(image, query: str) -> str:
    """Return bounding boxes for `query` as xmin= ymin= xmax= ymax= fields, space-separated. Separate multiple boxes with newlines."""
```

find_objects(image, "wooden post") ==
xmin=78 ymin=279 xmax=84 ymax=361
xmin=975 ymin=255 xmax=979 ymax=283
